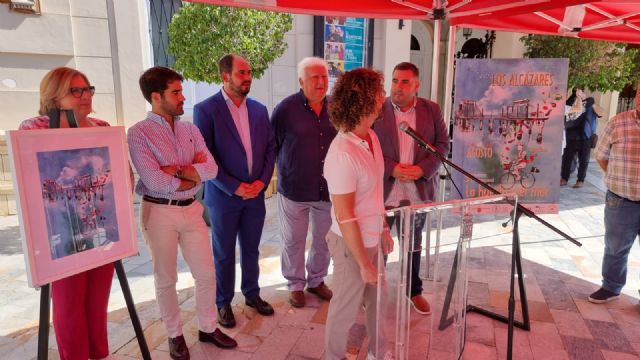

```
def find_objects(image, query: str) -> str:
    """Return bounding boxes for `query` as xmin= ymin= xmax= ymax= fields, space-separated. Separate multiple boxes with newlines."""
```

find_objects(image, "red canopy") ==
xmin=187 ymin=0 xmax=595 ymax=20
xmin=452 ymin=1 xmax=640 ymax=44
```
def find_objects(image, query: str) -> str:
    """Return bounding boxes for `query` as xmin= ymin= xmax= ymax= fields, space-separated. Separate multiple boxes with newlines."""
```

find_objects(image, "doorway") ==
xmin=410 ymin=21 xmax=433 ymax=100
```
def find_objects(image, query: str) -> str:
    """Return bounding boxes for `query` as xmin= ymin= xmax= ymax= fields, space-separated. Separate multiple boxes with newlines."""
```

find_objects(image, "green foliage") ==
xmin=631 ymin=50 xmax=640 ymax=89
xmin=520 ymin=35 xmax=639 ymax=92
xmin=168 ymin=3 xmax=292 ymax=83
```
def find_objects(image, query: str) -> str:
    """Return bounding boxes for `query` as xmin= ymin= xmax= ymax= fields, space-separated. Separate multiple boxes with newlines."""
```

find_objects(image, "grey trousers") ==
xmin=325 ymin=230 xmax=379 ymax=360
xmin=278 ymin=194 xmax=332 ymax=290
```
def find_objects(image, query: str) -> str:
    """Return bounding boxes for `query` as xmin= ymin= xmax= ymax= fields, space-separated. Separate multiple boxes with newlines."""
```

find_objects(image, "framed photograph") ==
xmin=8 ymin=126 xmax=137 ymax=287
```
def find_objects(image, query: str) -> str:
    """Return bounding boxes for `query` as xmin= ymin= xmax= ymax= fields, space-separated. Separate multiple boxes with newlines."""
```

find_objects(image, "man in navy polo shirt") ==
xmin=271 ymin=57 xmax=337 ymax=308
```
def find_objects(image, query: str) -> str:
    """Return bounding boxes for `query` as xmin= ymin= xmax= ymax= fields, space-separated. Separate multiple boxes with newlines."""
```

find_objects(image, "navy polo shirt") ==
xmin=271 ymin=90 xmax=337 ymax=202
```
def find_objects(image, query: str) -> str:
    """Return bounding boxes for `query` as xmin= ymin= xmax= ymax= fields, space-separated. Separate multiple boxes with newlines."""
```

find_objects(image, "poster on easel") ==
xmin=8 ymin=126 xmax=138 ymax=287
xmin=451 ymin=58 xmax=569 ymax=214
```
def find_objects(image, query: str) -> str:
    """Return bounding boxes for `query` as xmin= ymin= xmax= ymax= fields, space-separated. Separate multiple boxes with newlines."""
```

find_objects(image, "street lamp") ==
xmin=462 ymin=28 xmax=473 ymax=39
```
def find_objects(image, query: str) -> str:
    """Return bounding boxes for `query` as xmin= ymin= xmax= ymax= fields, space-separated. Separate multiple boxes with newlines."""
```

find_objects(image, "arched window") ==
xmin=410 ymin=35 xmax=421 ymax=51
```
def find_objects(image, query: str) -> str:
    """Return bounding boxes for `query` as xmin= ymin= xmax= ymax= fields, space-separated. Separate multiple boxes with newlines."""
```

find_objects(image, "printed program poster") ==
xmin=323 ymin=16 xmax=367 ymax=91
xmin=451 ymin=58 xmax=569 ymax=213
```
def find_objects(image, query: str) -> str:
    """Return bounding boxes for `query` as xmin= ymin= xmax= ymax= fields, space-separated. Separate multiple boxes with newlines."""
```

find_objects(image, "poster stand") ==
xmin=35 ymin=110 xmax=150 ymax=360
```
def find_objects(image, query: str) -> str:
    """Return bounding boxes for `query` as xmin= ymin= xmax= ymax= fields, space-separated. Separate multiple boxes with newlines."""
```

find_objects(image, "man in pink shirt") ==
xmin=129 ymin=67 xmax=237 ymax=360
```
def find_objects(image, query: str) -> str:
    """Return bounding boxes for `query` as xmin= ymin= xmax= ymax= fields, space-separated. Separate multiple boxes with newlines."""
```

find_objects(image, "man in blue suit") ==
xmin=194 ymin=54 xmax=277 ymax=328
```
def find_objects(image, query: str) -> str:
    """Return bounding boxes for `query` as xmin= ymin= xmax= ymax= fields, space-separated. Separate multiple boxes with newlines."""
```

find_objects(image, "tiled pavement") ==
xmin=2 ymin=161 xmax=640 ymax=360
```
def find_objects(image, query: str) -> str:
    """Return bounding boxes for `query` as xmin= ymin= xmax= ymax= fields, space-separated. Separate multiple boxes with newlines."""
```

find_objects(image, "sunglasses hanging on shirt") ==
xmin=48 ymin=109 xmax=78 ymax=129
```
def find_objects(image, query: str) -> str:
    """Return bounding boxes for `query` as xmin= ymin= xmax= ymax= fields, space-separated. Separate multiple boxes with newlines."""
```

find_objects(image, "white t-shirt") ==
xmin=324 ymin=130 xmax=386 ymax=248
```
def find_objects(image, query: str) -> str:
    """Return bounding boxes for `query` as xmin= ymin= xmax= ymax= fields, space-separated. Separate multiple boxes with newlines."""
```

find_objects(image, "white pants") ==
xmin=141 ymin=200 xmax=216 ymax=337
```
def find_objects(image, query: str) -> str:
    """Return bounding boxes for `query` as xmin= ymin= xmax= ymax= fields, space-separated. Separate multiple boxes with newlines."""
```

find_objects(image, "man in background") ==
xmin=194 ymin=54 xmax=277 ymax=328
xmin=271 ymin=57 xmax=337 ymax=308
xmin=589 ymin=91 xmax=640 ymax=304
xmin=373 ymin=62 xmax=449 ymax=315
xmin=129 ymin=66 xmax=237 ymax=360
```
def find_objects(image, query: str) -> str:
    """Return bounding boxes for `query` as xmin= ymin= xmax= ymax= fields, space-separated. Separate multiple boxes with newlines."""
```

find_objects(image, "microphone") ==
xmin=398 ymin=121 xmax=437 ymax=154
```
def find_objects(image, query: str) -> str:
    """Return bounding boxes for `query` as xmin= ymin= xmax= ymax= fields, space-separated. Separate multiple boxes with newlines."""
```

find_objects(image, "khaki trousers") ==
xmin=325 ymin=231 xmax=380 ymax=360
xmin=141 ymin=200 xmax=217 ymax=338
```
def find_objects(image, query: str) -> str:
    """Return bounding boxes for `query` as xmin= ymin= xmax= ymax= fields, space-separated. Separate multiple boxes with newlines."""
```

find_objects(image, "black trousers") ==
xmin=561 ymin=138 xmax=591 ymax=182
xmin=385 ymin=211 xmax=427 ymax=297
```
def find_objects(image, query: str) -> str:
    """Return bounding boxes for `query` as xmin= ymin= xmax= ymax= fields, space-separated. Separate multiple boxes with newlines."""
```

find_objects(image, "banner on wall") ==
xmin=322 ymin=16 xmax=368 ymax=91
xmin=451 ymin=58 xmax=569 ymax=214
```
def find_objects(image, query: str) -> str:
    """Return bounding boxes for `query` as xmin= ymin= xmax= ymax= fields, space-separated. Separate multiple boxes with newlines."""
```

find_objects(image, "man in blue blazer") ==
xmin=194 ymin=54 xmax=277 ymax=328
xmin=373 ymin=62 xmax=449 ymax=315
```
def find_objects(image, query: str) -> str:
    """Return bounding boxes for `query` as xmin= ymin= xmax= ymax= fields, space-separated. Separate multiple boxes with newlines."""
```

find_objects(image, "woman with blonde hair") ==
xmin=20 ymin=67 xmax=114 ymax=360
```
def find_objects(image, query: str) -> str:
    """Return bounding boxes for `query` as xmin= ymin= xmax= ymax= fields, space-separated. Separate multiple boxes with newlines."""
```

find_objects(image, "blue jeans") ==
xmin=602 ymin=191 xmax=640 ymax=294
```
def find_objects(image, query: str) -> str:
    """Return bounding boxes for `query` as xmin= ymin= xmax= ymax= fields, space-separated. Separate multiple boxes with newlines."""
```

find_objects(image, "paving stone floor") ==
xmin=1 ymin=161 xmax=640 ymax=359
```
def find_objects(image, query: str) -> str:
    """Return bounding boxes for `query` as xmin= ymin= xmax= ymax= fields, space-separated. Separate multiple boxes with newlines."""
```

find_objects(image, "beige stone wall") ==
xmin=0 ymin=0 xmax=150 ymax=214
xmin=0 ymin=137 xmax=16 ymax=215
xmin=0 ymin=1 xmax=149 ymax=130
xmin=493 ymin=31 xmax=527 ymax=59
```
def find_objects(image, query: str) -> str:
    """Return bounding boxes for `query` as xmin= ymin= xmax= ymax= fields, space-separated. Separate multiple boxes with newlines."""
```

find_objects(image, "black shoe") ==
xmin=217 ymin=304 xmax=236 ymax=328
xmin=198 ymin=328 xmax=238 ymax=349
xmin=245 ymin=295 xmax=274 ymax=316
xmin=588 ymin=288 xmax=620 ymax=304
xmin=168 ymin=335 xmax=190 ymax=360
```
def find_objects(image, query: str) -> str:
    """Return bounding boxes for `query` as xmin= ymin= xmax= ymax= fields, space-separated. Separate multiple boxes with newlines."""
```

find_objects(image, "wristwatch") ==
xmin=174 ymin=167 xmax=183 ymax=179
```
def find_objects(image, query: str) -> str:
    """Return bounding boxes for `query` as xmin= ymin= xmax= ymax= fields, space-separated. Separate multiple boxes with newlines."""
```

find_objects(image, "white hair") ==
xmin=297 ymin=57 xmax=328 ymax=79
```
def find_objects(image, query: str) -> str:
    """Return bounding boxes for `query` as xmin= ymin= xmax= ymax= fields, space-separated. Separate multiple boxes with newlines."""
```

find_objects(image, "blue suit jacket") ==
xmin=373 ymin=97 xmax=450 ymax=203
xmin=194 ymin=91 xmax=276 ymax=207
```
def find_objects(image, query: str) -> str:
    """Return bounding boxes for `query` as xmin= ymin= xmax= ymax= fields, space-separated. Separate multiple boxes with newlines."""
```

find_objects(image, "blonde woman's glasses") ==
xmin=69 ymin=86 xmax=96 ymax=98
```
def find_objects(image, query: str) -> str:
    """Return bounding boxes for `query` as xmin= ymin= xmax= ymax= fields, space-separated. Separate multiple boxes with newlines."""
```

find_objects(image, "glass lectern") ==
xmin=373 ymin=194 xmax=517 ymax=359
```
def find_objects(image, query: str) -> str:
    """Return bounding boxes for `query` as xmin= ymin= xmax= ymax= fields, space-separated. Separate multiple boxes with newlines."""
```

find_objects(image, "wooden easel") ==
xmin=37 ymin=109 xmax=150 ymax=360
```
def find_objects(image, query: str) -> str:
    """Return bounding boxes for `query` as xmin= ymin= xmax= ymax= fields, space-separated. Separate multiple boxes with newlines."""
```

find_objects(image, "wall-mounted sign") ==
xmin=315 ymin=16 xmax=374 ymax=92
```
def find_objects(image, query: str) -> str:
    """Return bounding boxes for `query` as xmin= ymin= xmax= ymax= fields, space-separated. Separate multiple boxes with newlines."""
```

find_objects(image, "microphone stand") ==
xmin=412 ymin=139 xmax=581 ymax=360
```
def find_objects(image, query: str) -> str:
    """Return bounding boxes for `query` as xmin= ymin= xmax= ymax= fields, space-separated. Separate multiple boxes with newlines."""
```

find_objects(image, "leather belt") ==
xmin=143 ymin=195 xmax=195 ymax=207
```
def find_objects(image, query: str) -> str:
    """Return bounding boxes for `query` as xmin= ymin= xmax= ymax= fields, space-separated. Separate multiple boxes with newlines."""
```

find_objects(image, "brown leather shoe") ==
xmin=168 ymin=335 xmax=190 ymax=360
xmin=307 ymin=282 xmax=333 ymax=301
xmin=289 ymin=290 xmax=306 ymax=308
xmin=410 ymin=295 xmax=431 ymax=315
xmin=198 ymin=328 xmax=237 ymax=349
xmin=560 ymin=178 xmax=568 ymax=186
xmin=573 ymin=181 xmax=584 ymax=188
